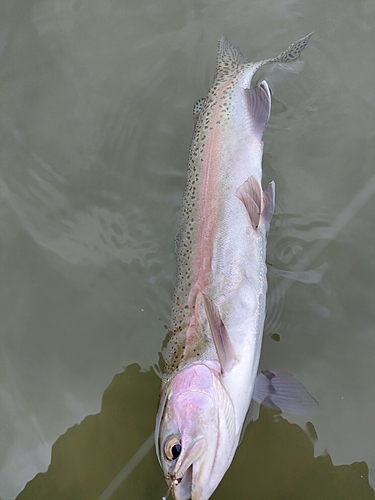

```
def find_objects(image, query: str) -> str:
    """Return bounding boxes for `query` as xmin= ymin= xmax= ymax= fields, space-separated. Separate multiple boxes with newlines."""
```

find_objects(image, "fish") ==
xmin=155 ymin=33 xmax=316 ymax=500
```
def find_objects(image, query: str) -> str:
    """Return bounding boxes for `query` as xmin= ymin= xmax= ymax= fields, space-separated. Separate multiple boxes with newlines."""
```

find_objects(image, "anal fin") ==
xmin=203 ymin=293 xmax=236 ymax=372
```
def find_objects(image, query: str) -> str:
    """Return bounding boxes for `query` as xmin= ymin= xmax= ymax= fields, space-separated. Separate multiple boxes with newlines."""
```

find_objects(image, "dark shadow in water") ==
xmin=16 ymin=364 xmax=374 ymax=500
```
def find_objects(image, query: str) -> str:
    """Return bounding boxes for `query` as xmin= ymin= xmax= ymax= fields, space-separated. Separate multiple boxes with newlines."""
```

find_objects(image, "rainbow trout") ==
xmin=156 ymin=33 xmax=315 ymax=500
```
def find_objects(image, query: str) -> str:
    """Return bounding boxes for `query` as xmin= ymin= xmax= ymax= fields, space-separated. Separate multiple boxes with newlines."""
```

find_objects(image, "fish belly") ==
xmin=206 ymin=130 xmax=268 ymax=435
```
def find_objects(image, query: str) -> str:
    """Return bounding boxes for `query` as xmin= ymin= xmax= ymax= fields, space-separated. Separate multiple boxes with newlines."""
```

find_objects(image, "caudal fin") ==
xmin=215 ymin=35 xmax=248 ymax=78
xmin=215 ymin=32 xmax=313 ymax=81
xmin=265 ymin=32 xmax=314 ymax=64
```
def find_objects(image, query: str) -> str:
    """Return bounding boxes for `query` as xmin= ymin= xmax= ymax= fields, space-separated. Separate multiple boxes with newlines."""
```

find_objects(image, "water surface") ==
xmin=1 ymin=0 xmax=375 ymax=498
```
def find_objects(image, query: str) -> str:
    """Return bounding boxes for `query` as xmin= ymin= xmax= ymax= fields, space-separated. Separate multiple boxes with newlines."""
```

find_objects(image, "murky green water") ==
xmin=1 ymin=1 xmax=375 ymax=499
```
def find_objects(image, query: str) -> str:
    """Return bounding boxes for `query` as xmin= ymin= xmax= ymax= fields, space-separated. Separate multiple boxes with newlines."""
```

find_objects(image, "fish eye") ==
xmin=164 ymin=436 xmax=182 ymax=461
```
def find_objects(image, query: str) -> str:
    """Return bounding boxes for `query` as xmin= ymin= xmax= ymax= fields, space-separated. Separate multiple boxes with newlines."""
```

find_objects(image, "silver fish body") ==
xmin=156 ymin=33 xmax=313 ymax=500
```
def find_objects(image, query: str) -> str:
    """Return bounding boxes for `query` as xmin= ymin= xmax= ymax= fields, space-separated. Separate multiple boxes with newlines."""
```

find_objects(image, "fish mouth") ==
xmin=170 ymin=465 xmax=192 ymax=500
xmin=170 ymin=437 xmax=206 ymax=500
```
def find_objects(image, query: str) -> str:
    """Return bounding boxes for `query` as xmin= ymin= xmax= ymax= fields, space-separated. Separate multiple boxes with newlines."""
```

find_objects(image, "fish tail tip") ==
xmin=274 ymin=31 xmax=314 ymax=63
xmin=217 ymin=34 xmax=229 ymax=47
xmin=303 ymin=31 xmax=314 ymax=44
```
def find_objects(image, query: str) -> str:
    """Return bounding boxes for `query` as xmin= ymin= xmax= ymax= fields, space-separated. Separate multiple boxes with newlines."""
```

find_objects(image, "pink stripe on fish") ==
xmin=185 ymin=84 xmax=229 ymax=340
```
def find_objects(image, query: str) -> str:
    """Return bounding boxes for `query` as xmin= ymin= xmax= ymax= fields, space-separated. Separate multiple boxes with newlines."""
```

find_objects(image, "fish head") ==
xmin=156 ymin=362 xmax=236 ymax=500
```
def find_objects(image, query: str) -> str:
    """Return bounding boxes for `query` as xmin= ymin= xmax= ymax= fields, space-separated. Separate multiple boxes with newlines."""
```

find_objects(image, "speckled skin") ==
xmin=162 ymin=41 xmax=256 ymax=383
xmin=161 ymin=33 xmax=313 ymax=390
xmin=156 ymin=33 xmax=312 ymax=500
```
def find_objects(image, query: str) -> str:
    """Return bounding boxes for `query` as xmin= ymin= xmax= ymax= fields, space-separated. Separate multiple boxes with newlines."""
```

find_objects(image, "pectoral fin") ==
xmin=253 ymin=370 xmax=319 ymax=414
xmin=203 ymin=294 xmax=236 ymax=372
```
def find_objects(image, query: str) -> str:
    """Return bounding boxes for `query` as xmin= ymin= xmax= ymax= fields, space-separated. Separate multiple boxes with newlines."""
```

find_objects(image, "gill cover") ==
xmin=155 ymin=363 xmax=236 ymax=500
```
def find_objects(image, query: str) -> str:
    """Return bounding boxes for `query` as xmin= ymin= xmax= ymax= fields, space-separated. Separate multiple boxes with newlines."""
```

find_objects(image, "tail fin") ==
xmin=246 ymin=32 xmax=313 ymax=86
xmin=215 ymin=35 xmax=247 ymax=79
xmin=215 ymin=32 xmax=313 ymax=81
xmin=263 ymin=32 xmax=314 ymax=65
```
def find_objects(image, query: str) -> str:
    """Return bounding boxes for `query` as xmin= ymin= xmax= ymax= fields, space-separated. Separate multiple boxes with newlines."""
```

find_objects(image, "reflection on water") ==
xmin=1 ymin=0 xmax=375 ymax=498
xmin=16 ymin=365 xmax=162 ymax=500
xmin=16 ymin=365 xmax=375 ymax=499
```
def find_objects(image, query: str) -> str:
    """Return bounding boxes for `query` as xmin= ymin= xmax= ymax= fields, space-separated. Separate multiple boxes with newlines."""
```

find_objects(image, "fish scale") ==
xmin=156 ymin=33 xmax=314 ymax=500
xmin=164 ymin=52 xmax=251 ymax=382
xmin=163 ymin=34 xmax=312 ymax=383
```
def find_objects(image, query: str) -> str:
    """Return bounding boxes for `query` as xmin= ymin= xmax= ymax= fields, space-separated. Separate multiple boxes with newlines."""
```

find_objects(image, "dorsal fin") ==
xmin=215 ymin=35 xmax=247 ymax=79
xmin=203 ymin=293 xmax=236 ymax=372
